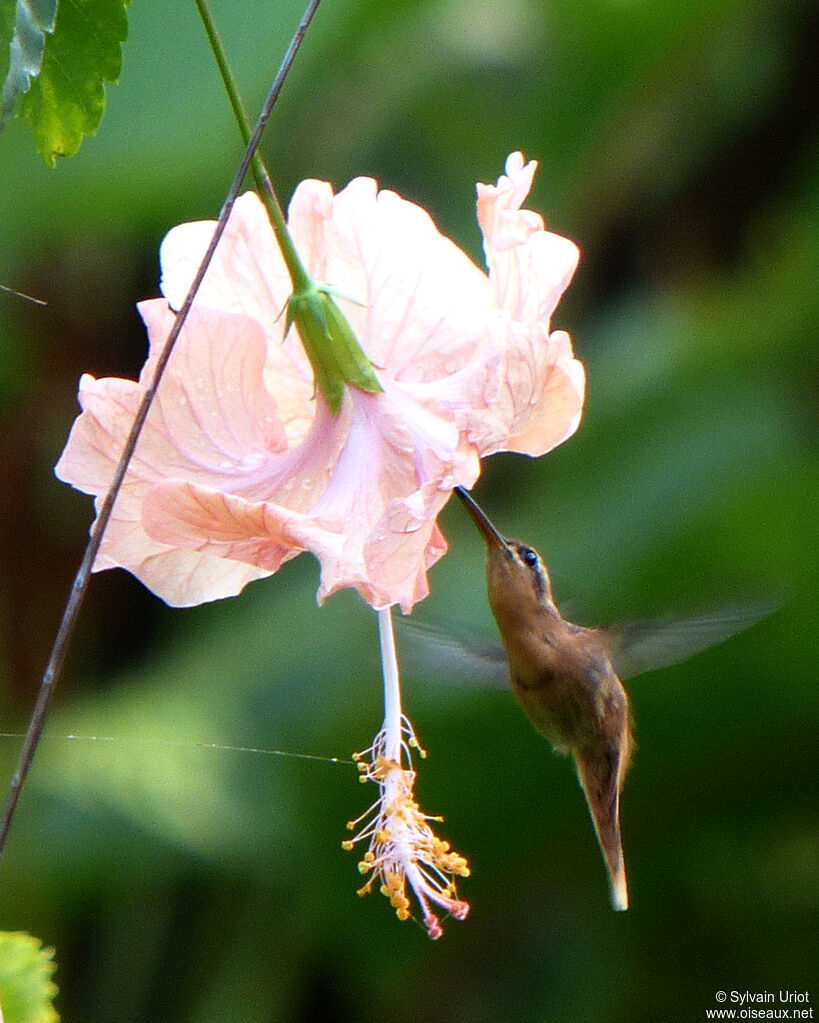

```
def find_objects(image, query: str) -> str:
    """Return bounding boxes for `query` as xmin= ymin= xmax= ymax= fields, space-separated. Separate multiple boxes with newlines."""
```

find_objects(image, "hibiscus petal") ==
xmin=55 ymin=304 xmax=321 ymax=604
xmin=137 ymin=300 xmax=288 ymax=466
xmin=159 ymin=193 xmax=289 ymax=327
xmin=56 ymin=374 xmax=145 ymax=496
xmin=55 ymin=374 xmax=272 ymax=608
xmin=97 ymin=513 xmax=271 ymax=608
xmin=477 ymin=152 xmax=580 ymax=323
xmin=457 ymin=322 xmax=585 ymax=458
xmin=158 ymin=193 xmax=315 ymax=443
xmin=361 ymin=484 xmax=451 ymax=612
xmin=142 ymin=481 xmax=307 ymax=572
xmin=502 ymin=329 xmax=586 ymax=456
xmin=56 ymin=305 xmax=292 ymax=499
xmin=288 ymin=177 xmax=490 ymax=384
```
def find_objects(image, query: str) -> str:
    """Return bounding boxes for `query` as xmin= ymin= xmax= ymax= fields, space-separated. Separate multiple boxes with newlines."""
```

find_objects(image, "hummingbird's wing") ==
xmin=400 ymin=602 xmax=778 ymax=687
xmin=395 ymin=618 xmax=508 ymax=688
xmin=603 ymin=601 xmax=779 ymax=681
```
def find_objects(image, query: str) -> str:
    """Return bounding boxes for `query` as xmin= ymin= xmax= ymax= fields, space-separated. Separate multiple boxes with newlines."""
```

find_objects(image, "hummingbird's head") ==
xmin=454 ymin=488 xmax=555 ymax=617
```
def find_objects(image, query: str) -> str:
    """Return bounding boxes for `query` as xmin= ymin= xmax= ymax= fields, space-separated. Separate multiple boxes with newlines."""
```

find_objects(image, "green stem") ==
xmin=194 ymin=0 xmax=312 ymax=292
xmin=193 ymin=0 xmax=381 ymax=413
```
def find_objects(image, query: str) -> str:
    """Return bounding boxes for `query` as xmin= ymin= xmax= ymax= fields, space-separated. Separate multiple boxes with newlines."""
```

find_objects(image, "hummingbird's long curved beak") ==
xmin=454 ymin=487 xmax=509 ymax=552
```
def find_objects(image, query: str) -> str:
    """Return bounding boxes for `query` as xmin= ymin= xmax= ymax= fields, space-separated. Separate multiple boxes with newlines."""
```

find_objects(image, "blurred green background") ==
xmin=0 ymin=0 xmax=816 ymax=1020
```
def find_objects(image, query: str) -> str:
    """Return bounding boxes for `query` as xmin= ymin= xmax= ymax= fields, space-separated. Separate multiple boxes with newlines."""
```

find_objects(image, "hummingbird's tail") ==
xmin=575 ymin=744 xmax=630 ymax=911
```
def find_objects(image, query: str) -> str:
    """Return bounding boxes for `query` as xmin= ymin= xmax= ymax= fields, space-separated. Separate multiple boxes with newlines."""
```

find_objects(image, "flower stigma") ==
xmin=343 ymin=610 xmax=470 ymax=939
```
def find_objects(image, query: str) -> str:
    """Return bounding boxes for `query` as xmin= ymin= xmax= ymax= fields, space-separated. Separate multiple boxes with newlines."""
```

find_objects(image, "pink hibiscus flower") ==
xmin=56 ymin=152 xmax=584 ymax=611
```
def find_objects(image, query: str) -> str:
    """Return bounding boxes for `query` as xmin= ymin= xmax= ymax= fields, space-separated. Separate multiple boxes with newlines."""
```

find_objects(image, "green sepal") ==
xmin=287 ymin=284 xmax=382 ymax=415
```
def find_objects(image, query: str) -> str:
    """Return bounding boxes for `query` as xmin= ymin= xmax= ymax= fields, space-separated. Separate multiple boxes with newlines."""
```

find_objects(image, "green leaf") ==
xmin=0 ymin=0 xmax=58 ymax=134
xmin=0 ymin=932 xmax=59 ymax=1023
xmin=16 ymin=0 xmax=129 ymax=166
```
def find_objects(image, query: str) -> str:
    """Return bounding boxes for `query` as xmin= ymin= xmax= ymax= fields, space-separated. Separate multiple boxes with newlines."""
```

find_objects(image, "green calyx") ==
xmin=286 ymin=284 xmax=382 ymax=415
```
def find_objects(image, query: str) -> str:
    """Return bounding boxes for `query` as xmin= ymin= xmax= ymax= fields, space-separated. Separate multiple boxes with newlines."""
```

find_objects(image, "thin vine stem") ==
xmin=0 ymin=0 xmax=324 ymax=863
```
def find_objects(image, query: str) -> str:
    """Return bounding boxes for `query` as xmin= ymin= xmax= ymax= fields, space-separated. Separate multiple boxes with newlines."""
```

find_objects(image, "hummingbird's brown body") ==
xmin=456 ymin=487 xmax=632 ymax=911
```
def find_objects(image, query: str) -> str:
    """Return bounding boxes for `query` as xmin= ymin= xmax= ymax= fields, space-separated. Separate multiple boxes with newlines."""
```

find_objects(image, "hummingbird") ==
xmin=445 ymin=485 xmax=773 ymax=912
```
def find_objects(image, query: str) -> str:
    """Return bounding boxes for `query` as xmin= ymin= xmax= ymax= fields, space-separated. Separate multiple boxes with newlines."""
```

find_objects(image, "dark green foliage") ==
xmin=0 ymin=0 xmax=129 ymax=165
xmin=0 ymin=932 xmax=58 ymax=1023
xmin=0 ymin=0 xmax=58 ymax=135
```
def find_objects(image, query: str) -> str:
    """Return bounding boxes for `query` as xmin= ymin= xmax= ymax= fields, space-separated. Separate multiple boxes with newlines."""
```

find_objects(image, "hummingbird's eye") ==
xmin=520 ymin=547 xmax=539 ymax=568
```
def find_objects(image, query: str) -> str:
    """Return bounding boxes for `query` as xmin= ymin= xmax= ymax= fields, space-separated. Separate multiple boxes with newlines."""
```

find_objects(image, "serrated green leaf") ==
xmin=0 ymin=0 xmax=58 ymax=134
xmin=0 ymin=932 xmax=59 ymax=1023
xmin=17 ymin=0 xmax=129 ymax=166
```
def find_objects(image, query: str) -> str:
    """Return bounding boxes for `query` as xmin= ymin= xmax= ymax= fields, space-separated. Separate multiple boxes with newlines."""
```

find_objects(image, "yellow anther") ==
xmin=341 ymin=840 xmax=354 ymax=852
xmin=344 ymin=718 xmax=469 ymax=937
xmin=390 ymin=891 xmax=409 ymax=911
